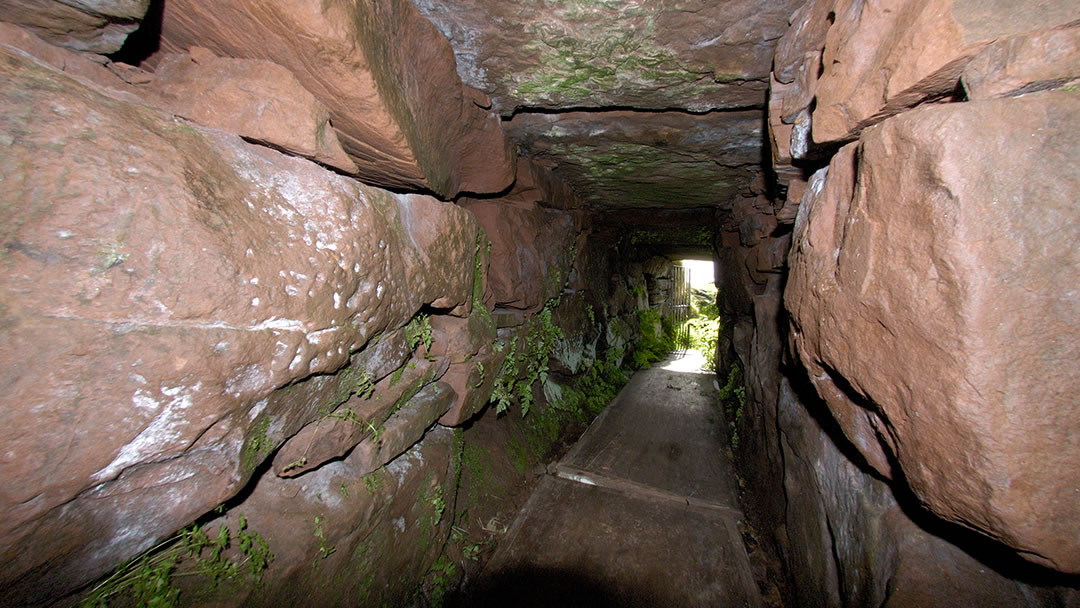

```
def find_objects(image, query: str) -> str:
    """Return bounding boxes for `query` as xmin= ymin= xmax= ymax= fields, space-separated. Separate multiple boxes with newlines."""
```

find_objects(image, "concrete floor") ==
xmin=467 ymin=351 xmax=763 ymax=607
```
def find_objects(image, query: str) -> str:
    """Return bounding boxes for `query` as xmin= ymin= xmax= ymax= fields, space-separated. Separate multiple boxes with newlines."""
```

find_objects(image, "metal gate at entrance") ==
xmin=670 ymin=265 xmax=690 ymax=350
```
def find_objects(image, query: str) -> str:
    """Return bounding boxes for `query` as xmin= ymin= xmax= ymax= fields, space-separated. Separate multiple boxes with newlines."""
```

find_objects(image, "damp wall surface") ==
xmin=0 ymin=18 xmax=676 ymax=603
xmin=724 ymin=1 xmax=1080 ymax=606
xmin=0 ymin=0 xmax=1078 ymax=606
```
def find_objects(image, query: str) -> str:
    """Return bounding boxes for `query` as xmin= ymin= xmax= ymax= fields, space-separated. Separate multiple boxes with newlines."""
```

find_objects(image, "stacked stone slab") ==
xmin=754 ymin=0 xmax=1080 ymax=601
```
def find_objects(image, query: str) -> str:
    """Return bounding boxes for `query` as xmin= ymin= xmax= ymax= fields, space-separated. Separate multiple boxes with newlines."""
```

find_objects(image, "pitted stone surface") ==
xmin=0 ymin=47 xmax=479 ymax=604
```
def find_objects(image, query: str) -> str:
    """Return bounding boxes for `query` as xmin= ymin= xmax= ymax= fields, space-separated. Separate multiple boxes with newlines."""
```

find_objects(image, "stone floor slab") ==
xmin=467 ymin=352 xmax=761 ymax=607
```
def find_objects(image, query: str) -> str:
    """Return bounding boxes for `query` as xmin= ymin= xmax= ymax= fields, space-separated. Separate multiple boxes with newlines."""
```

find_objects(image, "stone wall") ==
xmin=2 ymin=0 xmax=1077 ymax=605
xmin=0 ymin=10 xmax=649 ymax=607
xmin=724 ymin=1 xmax=1080 ymax=606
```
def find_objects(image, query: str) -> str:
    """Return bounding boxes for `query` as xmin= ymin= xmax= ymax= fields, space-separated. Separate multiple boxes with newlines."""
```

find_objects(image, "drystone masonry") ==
xmin=724 ymin=1 xmax=1080 ymax=606
xmin=0 ymin=7 xmax=629 ymax=606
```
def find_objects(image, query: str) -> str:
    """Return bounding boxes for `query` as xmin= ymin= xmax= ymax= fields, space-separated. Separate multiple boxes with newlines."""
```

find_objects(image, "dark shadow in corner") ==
xmin=887 ymin=453 xmax=1080 ymax=591
xmin=109 ymin=0 xmax=165 ymax=66
xmin=782 ymin=359 xmax=887 ymax=484
xmin=452 ymin=565 xmax=668 ymax=608
xmin=781 ymin=357 xmax=1080 ymax=591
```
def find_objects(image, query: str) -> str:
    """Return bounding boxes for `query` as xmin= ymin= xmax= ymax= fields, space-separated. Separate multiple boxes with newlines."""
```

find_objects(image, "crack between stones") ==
xmin=503 ymin=103 xmax=767 ymax=119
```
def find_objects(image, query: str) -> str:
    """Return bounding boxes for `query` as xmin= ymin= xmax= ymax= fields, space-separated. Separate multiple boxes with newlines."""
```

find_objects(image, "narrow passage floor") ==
xmin=466 ymin=351 xmax=762 ymax=607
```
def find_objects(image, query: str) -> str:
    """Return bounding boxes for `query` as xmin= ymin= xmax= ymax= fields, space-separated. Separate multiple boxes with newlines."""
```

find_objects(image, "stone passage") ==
xmin=465 ymin=352 xmax=762 ymax=607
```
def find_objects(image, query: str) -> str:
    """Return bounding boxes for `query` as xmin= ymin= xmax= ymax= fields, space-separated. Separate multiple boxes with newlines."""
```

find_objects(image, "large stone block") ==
xmin=961 ymin=21 xmax=1080 ymax=100
xmin=0 ymin=0 xmax=148 ymax=53
xmin=144 ymin=49 xmax=358 ymax=173
xmin=0 ymin=47 xmax=479 ymax=604
xmin=158 ymin=0 xmax=514 ymax=196
xmin=776 ymin=380 xmax=1037 ymax=608
xmin=348 ymin=381 xmax=456 ymax=476
xmin=271 ymin=340 xmax=445 ymax=479
xmin=786 ymin=91 xmax=1080 ymax=572
xmin=412 ymin=0 xmax=802 ymax=113
xmin=188 ymin=426 xmax=458 ymax=607
xmin=773 ymin=0 xmax=835 ymax=85
xmin=811 ymin=0 xmax=1079 ymax=143
xmin=459 ymin=199 xmax=577 ymax=314
xmin=507 ymin=110 xmax=763 ymax=210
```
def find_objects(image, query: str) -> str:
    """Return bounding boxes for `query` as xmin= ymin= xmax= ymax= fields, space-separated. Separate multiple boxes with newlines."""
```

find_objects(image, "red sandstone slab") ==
xmin=158 ymin=0 xmax=514 ymax=196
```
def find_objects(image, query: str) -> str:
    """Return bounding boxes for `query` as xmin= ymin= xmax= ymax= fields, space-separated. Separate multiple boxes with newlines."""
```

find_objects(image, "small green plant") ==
xmin=280 ymin=457 xmax=307 ymax=475
xmin=463 ymin=542 xmax=482 ymax=561
xmin=491 ymin=299 xmax=566 ymax=417
xmin=80 ymin=514 xmax=273 ymax=608
xmin=631 ymin=308 xmax=675 ymax=369
xmin=492 ymin=337 xmax=519 ymax=415
xmin=430 ymin=484 xmax=446 ymax=526
xmin=311 ymin=515 xmax=335 ymax=568
xmin=362 ymin=471 xmax=383 ymax=494
xmin=325 ymin=408 xmax=363 ymax=425
xmin=425 ymin=555 xmax=457 ymax=608
xmin=717 ymin=364 xmax=746 ymax=449
xmin=680 ymin=317 xmax=720 ymax=369
xmin=518 ymin=301 xmax=564 ymax=416
xmin=406 ymin=312 xmax=434 ymax=357
xmin=717 ymin=364 xmax=741 ymax=402
xmin=241 ymin=416 xmax=272 ymax=475
xmin=473 ymin=362 xmax=485 ymax=388
xmin=324 ymin=407 xmax=381 ymax=442
xmin=390 ymin=362 xmax=407 ymax=386
xmin=354 ymin=370 xmax=375 ymax=400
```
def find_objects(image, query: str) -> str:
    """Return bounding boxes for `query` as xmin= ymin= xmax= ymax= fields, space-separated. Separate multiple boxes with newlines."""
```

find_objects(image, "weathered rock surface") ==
xmin=772 ymin=0 xmax=833 ymax=85
xmin=961 ymin=21 xmax=1080 ymax=100
xmin=0 ymin=0 xmax=148 ymax=53
xmin=507 ymin=157 xmax=582 ymax=211
xmin=461 ymin=199 xmax=577 ymax=314
xmin=349 ymin=381 xmax=456 ymax=476
xmin=0 ymin=21 xmax=137 ymax=91
xmin=157 ymin=0 xmax=514 ymax=196
xmin=595 ymin=207 xmax=718 ymax=260
xmin=786 ymin=91 xmax=1080 ymax=572
xmin=811 ymin=0 xmax=1080 ymax=143
xmin=271 ymin=340 xmax=444 ymax=478
xmin=432 ymin=307 xmax=504 ymax=426
xmin=144 ymin=49 xmax=358 ymax=173
xmin=413 ymin=0 xmax=801 ymax=113
xmin=507 ymin=110 xmax=763 ymax=209
xmin=776 ymin=379 xmax=1039 ymax=608
xmin=191 ymin=426 xmax=459 ymax=607
xmin=0 ymin=46 xmax=480 ymax=605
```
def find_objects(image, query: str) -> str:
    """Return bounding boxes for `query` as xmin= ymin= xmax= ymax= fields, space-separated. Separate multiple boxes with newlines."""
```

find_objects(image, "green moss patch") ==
xmin=508 ymin=1 xmax=719 ymax=106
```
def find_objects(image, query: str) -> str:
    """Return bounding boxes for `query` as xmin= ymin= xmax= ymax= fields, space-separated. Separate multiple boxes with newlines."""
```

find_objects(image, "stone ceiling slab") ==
xmin=506 ymin=110 xmax=763 ymax=209
xmin=413 ymin=0 xmax=802 ymax=114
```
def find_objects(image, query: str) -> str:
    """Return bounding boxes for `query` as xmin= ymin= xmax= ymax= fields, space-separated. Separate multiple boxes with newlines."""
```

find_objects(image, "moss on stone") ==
xmin=540 ymin=141 xmax=742 ymax=207
xmin=507 ymin=1 xmax=721 ymax=106
xmin=240 ymin=415 xmax=273 ymax=476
